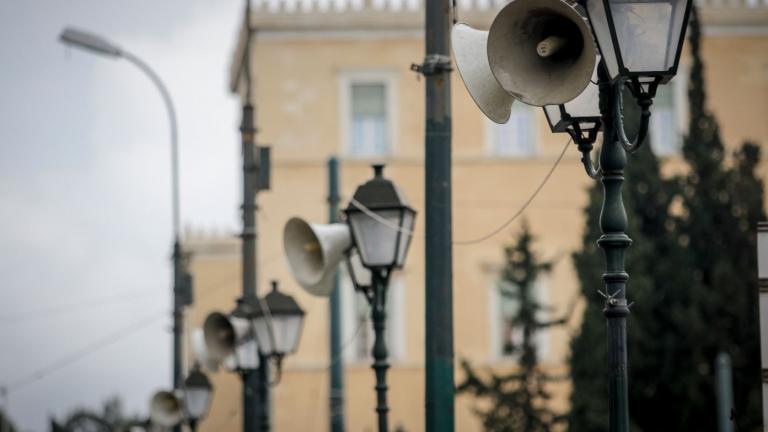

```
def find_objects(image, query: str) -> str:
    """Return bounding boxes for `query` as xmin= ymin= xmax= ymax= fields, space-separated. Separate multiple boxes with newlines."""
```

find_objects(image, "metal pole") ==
xmin=597 ymin=65 xmax=631 ymax=432
xmin=328 ymin=157 xmax=345 ymax=432
xmin=239 ymin=0 xmax=265 ymax=429
xmin=716 ymin=352 xmax=735 ymax=432
xmin=240 ymin=100 xmax=262 ymax=432
xmin=258 ymin=354 xmax=270 ymax=432
xmin=370 ymin=271 xmax=390 ymax=432
xmin=422 ymin=0 xmax=454 ymax=429
xmin=121 ymin=52 xmax=184 ymax=432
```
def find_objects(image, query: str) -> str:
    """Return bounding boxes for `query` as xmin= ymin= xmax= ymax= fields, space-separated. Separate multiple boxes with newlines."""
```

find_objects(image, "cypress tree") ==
xmin=458 ymin=222 xmax=570 ymax=432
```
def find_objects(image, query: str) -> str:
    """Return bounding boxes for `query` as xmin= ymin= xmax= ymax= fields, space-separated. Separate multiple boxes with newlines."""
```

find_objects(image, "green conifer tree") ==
xmin=458 ymin=222 xmax=572 ymax=432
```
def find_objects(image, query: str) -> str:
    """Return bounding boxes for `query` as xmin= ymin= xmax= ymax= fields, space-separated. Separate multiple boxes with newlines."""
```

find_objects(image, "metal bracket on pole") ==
xmin=410 ymin=54 xmax=453 ymax=77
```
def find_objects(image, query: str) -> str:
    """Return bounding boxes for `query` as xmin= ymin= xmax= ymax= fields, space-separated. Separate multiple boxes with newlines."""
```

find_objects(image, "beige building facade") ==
xmin=184 ymin=1 xmax=768 ymax=430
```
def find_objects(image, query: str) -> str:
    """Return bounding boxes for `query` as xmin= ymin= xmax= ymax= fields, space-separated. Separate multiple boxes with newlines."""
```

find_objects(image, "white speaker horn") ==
xmin=283 ymin=217 xmax=351 ymax=297
xmin=451 ymin=23 xmax=515 ymax=124
xmin=487 ymin=0 xmax=596 ymax=106
xmin=149 ymin=390 xmax=184 ymax=427
xmin=191 ymin=328 xmax=219 ymax=372
xmin=202 ymin=312 xmax=252 ymax=361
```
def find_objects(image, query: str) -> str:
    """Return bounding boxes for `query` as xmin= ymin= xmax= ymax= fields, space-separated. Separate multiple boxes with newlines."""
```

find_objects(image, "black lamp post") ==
xmin=542 ymin=2 xmax=693 ymax=430
xmin=183 ymin=367 xmax=213 ymax=432
xmin=343 ymin=164 xmax=416 ymax=432
xmin=203 ymin=286 xmax=304 ymax=432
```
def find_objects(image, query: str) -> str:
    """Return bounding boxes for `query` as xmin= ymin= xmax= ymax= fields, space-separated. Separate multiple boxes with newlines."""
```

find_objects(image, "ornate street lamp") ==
xmin=252 ymin=281 xmax=306 ymax=380
xmin=343 ymin=164 xmax=416 ymax=432
xmin=453 ymin=0 xmax=693 ymax=430
xmin=281 ymin=164 xmax=414 ymax=432
xmin=183 ymin=367 xmax=213 ymax=431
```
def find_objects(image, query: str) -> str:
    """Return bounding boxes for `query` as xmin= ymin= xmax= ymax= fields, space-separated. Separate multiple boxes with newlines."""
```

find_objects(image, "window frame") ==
xmin=338 ymin=70 xmax=399 ymax=159
xmin=488 ymin=276 xmax=550 ymax=363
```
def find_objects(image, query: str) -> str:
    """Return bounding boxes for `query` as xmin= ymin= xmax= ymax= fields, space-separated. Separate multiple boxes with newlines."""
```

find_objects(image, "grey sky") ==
xmin=0 ymin=1 xmax=243 ymax=429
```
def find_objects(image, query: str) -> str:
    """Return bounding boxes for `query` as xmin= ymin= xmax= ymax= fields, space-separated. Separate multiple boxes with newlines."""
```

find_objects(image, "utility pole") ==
xmin=417 ymin=0 xmax=455 ymax=429
xmin=239 ymin=1 xmax=270 ymax=430
xmin=328 ymin=156 xmax=345 ymax=432
xmin=715 ymin=352 xmax=735 ymax=432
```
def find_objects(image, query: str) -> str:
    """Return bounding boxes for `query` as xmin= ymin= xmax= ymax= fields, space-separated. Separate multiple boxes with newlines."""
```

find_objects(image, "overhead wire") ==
xmin=0 ymin=251 xmax=283 ymax=394
xmin=349 ymin=137 xmax=572 ymax=245
xmin=0 ymin=290 xmax=160 ymax=326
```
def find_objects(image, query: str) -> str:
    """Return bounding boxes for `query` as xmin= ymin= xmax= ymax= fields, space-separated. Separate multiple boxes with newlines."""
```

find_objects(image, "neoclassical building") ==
xmin=183 ymin=1 xmax=768 ymax=430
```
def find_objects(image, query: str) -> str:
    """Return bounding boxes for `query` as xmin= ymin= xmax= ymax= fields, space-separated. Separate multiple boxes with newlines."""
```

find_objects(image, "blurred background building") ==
xmin=182 ymin=0 xmax=768 ymax=430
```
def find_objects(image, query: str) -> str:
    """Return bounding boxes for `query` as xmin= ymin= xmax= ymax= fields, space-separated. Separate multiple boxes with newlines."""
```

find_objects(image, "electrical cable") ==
xmin=4 ymin=311 xmax=166 ymax=392
xmin=0 ymin=290 xmax=160 ymax=326
xmin=349 ymin=137 xmax=572 ymax=245
xmin=0 ymin=252 xmax=281 ymax=394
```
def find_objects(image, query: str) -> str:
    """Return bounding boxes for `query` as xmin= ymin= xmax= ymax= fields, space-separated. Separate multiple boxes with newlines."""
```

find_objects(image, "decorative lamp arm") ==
xmin=614 ymin=79 xmax=653 ymax=154
xmin=568 ymin=126 xmax=602 ymax=180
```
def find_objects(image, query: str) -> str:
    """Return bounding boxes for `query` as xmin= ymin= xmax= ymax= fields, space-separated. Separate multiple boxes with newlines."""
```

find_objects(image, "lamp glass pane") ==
xmin=235 ymin=338 xmax=259 ymax=369
xmin=184 ymin=388 xmax=211 ymax=419
xmin=349 ymin=209 xmax=400 ymax=268
xmin=253 ymin=316 xmax=274 ymax=355
xmin=759 ymin=228 xmax=768 ymax=279
xmin=349 ymin=249 xmax=372 ymax=288
xmin=543 ymin=105 xmax=561 ymax=131
xmin=586 ymin=0 xmax=620 ymax=78
xmin=254 ymin=314 xmax=304 ymax=355
xmin=609 ymin=0 xmax=678 ymax=73
xmin=395 ymin=209 xmax=415 ymax=267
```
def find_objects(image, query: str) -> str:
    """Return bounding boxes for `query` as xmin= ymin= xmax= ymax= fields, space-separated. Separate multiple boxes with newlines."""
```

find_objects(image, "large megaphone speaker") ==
xmin=192 ymin=328 xmax=220 ymax=372
xmin=487 ymin=0 xmax=596 ymax=107
xmin=452 ymin=23 xmax=515 ymax=124
xmin=202 ymin=312 xmax=252 ymax=361
xmin=149 ymin=390 xmax=184 ymax=427
xmin=283 ymin=217 xmax=351 ymax=297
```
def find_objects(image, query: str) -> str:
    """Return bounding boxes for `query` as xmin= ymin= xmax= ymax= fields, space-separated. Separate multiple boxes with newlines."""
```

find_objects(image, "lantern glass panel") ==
xmin=759 ymin=227 xmax=768 ymax=279
xmin=587 ymin=0 xmax=620 ymax=78
xmin=349 ymin=209 xmax=401 ymax=268
xmin=544 ymin=79 xmax=601 ymax=133
xmin=254 ymin=314 xmax=305 ymax=356
xmin=395 ymin=209 xmax=415 ymax=267
xmin=234 ymin=338 xmax=259 ymax=369
xmin=184 ymin=387 xmax=211 ymax=420
xmin=588 ymin=0 xmax=688 ymax=80
xmin=348 ymin=249 xmax=372 ymax=288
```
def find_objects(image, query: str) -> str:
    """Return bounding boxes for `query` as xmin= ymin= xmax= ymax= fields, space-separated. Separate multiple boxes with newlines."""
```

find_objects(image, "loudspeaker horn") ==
xmin=487 ymin=0 xmax=596 ymax=106
xmin=283 ymin=217 xmax=351 ymax=297
xmin=202 ymin=312 xmax=252 ymax=361
xmin=191 ymin=328 xmax=219 ymax=372
xmin=451 ymin=23 xmax=515 ymax=124
xmin=149 ymin=390 xmax=184 ymax=427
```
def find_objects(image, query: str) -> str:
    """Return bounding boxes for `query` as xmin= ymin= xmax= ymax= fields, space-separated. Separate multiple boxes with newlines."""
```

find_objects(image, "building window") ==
xmin=488 ymin=104 xmax=537 ymax=157
xmin=649 ymin=83 xmax=680 ymax=157
xmin=341 ymin=270 xmax=405 ymax=363
xmin=340 ymin=72 xmax=396 ymax=158
xmin=490 ymin=278 xmax=549 ymax=362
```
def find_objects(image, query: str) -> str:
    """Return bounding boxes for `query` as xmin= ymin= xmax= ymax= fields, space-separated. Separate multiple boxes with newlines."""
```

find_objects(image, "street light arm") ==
xmin=122 ymin=51 xmax=181 ymax=239
xmin=613 ymin=79 xmax=653 ymax=154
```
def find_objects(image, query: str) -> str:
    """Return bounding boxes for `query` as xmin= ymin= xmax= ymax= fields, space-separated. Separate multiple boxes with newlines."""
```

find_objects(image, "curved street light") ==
xmin=58 ymin=27 xmax=189 ymax=425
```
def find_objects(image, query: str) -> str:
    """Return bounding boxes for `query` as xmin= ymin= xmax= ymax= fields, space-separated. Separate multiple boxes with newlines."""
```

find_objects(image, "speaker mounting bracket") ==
xmin=410 ymin=54 xmax=453 ymax=78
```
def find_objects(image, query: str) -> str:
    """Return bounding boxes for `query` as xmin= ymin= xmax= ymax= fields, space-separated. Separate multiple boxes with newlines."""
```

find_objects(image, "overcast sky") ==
xmin=0 ymin=1 xmax=243 ymax=429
